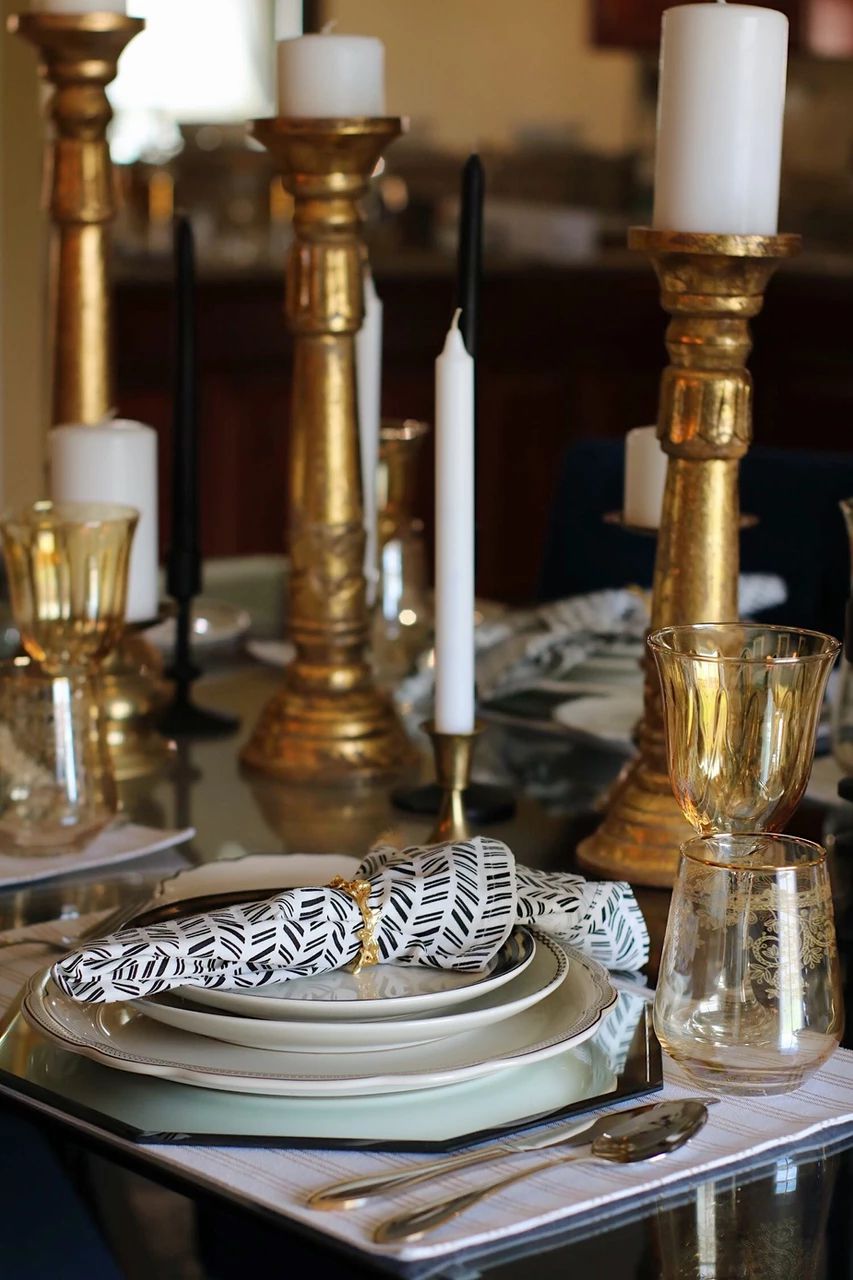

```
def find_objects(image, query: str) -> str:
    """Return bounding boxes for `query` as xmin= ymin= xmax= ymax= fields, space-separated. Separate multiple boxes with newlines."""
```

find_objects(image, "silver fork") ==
xmin=0 ymin=899 xmax=144 ymax=954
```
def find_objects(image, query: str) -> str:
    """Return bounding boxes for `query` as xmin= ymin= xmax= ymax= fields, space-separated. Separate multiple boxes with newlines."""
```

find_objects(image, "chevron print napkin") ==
xmin=52 ymin=837 xmax=648 ymax=1003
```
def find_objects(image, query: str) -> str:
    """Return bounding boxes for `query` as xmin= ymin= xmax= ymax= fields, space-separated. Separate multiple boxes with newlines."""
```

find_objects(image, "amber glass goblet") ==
xmin=655 ymin=833 xmax=843 ymax=1095
xmin=0 ymin=501 xmax=137 ymax=852
xmin=648 ymin=624 xmax=839 ymax=835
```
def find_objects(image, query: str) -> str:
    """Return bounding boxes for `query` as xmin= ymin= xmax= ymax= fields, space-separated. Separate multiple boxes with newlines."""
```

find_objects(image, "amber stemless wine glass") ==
xmin=648 ymin=623 xmax=840 ymax=835
xmin=655 ymin=833 xmax=843 ymax=1095
xmin=0 ymin=501 xmax=137 ymax=852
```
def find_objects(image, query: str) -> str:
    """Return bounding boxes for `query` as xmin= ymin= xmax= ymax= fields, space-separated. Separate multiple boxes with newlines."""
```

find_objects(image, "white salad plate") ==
xmin=184 ymin=928 xmax=535 ymax=1022
xmin=132 ymin=932 xmax=567 ymax=1053
xmin=22 ymin=946 xmax=616 ymax=1098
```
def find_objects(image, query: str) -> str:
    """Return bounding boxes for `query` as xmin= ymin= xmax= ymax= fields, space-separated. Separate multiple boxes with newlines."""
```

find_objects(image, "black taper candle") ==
xmin=159 ymin=214 xmax=238 ymax=739
xmin=168 ymin=214 xmax=202 ymax=605
xmin=455 ymin=154 xmax=484 ymax=358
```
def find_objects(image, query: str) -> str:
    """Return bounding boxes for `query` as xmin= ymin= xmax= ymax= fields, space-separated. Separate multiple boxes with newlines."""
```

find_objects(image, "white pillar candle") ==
xmin=50 ymin=420 xmax=159 ymax=624
xmin=277 ymin=33 xmax=385 ymax=117
xmin=653 ymin=3 xmax=789 ymax=235
xmin=434 ymin=310 xmax=475 ymax=735
xmin=356 ymin=267 xmax=382 ymax=607
xmin=36 ymin=0 xmax=126 ymax=10
xmin=624 ymin=426 xmax=667 ymax=530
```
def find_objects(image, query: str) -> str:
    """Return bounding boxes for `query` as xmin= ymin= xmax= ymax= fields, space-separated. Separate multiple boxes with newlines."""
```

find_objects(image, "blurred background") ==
xmin=3 ymin=0 xmax=853 ymax=604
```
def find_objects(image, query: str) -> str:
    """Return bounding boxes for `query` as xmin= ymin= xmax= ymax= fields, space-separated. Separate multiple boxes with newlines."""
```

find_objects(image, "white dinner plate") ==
xmin=133 ymin=933 xmax=567 ymax=1053
xmin=184 ymin=928 xmax=535 ymax=1022
xmin=23 ymin=946 xmax=616 ymax=1098
xmin=552 ymin=691 xmax=643 ymax=748
xmin=143 ymin=598 xmax=251 ymax=653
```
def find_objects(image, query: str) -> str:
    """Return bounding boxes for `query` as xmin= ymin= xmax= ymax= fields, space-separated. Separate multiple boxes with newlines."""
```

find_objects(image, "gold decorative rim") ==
xmin=628 ymin=227 xmax=802 ymax=258
xmin=681 ymin=832 xmax=827 ymax=873
xmin=647 ymin=622 xmax=841 ymax=665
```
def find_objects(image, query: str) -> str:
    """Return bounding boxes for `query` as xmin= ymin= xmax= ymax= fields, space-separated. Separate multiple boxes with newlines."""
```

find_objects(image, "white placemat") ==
xmin=1 ymin=922 xmax=853 ymax=1265
xmin=0 ymin=824 xmax=194 ymax=888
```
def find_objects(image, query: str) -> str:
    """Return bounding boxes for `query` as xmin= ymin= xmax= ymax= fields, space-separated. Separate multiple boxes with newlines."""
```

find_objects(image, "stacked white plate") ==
xmin=22 ymin=856 xmax=618 ymax=1100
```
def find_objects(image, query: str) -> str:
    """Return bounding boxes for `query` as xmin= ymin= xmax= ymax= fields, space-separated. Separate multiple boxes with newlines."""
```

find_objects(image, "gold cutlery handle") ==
xmin=307 ymin=1145 xmax=506 ymax=1210
xmin=373 ymin=1150 xmax=590 ymax=1245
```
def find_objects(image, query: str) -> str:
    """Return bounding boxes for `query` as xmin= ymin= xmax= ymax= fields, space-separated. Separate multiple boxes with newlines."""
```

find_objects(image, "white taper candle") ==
xmin=653 ymin=3 xmax=789 ymax=235
xmin=624 ymin=426 xmax=668 ymax=530
xmin=356 ymin=268 xmax=382 ymax=608
xmin=434 ymin=309 xmax=475 ymax=734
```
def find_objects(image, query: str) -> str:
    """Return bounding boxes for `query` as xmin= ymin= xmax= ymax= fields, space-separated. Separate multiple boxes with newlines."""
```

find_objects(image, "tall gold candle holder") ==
xmin=241 ymin=119 xmax=411 ymax=784
xmin=11 ymin=12 xmax=172 ymax=782
xmin=10 ymin=12 xmax=142 ymax=426
xmin=577 ymin=229 xmax=800 ymax=888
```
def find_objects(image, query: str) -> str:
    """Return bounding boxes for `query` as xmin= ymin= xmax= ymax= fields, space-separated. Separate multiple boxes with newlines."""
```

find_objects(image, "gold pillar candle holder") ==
xmin=12 ymin=12 xmax=173 ymax=781
xmin=577 ymin=229 xmax=800 ymax=888
xmin=10 ymin=11 xmax=143 ymax=426
xmin=424 ymin=720 xmax=483 ymax=844
xmin=241 ymin=118 xmax=411 ymax=784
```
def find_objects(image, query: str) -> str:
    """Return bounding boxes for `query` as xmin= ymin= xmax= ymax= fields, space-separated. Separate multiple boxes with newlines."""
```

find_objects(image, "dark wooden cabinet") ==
xmin=114 ymin=255 xmax=853 ymax=606
xmin=591 ymin=0 xmax=853 ymax=55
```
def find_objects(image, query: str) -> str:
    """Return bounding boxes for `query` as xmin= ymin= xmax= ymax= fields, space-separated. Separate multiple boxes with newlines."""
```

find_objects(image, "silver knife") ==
xmin=307 ymin=1097 xmax=674 ymax=1210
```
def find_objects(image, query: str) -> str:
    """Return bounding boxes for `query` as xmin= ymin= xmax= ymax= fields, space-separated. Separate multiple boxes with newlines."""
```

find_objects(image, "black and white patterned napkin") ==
xmin=52 ymin=838 xmax=649 ymax=1003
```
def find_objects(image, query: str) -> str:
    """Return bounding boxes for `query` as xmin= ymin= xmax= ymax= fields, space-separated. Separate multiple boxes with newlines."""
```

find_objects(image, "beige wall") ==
xmin=1 ymin=2 xmax=47 ymax=510
xmin=324 ymin=0 xmax=641 ymax=155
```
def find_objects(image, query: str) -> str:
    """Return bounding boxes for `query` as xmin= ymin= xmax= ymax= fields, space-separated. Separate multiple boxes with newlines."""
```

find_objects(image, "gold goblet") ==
xmin=648 ymin=623 xmax=840 ymax=835
xmin=0 ymin=501 xmax=137 ymax=851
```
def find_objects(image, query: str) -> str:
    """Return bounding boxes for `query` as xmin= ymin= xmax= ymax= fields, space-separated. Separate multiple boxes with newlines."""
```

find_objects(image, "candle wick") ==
xmin=321 ymin=19 xmax=338 ymax=33
xmin=450 ymin=307 xmax=463 ymax=332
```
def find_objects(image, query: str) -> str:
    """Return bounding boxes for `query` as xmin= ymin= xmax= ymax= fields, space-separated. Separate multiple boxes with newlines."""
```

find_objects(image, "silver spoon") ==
xmin=373 ymin=1099 xmax=709 ymax=1245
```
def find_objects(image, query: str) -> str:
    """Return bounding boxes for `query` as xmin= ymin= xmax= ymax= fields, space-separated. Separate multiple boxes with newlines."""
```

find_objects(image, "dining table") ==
xmin=2 ymin=653 xmax=853 ymax=1280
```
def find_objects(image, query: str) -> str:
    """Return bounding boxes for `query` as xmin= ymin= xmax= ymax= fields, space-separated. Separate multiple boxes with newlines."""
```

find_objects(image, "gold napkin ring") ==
xmin=328 ymin=877 xmax=381 ymax=975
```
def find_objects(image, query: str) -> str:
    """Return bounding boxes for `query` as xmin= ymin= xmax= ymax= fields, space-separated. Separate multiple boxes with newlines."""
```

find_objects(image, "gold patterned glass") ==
xmin=0 ymin=657 xmax=115 ymax=853
xmin=655 ymin=833 xmax=843 ymax=1095
xmin=0 ymin=500 xmax=137 ymax=673
xmin=649 ymin=624 xmax=839 ymax=835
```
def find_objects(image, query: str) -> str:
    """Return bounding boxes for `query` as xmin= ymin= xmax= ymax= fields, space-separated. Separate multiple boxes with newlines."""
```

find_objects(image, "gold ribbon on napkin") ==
xmin=328 ymin=876 xmax=381 ymax=974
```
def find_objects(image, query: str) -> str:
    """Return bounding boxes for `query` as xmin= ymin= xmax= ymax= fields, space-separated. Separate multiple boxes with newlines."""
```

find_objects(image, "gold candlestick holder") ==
xmin=241 ymin=118 xmax=411 ymax=784
xmin=577 ymin=228 xmax=800 ymax=888
xmin=12 ymin=11 xmax=172 ymax=781
xmin=424 ymin=721 xmax=483 ymax=844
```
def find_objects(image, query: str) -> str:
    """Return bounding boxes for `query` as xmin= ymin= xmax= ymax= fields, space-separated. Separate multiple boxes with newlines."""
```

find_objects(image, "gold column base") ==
xmin=241 ymin=679 xmax=410 ymax=785
xmin=576 ymin=756 xmax=694 ymax=887
xmin=101 ymin=628 xmax=174 ymax=782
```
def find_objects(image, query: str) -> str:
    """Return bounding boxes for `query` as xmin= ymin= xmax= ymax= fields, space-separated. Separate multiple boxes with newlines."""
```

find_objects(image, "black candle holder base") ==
xmin=158 ymin=697 xmax=239 ymax=741
xmin=391 ymin=780 xmax=516 ymax=824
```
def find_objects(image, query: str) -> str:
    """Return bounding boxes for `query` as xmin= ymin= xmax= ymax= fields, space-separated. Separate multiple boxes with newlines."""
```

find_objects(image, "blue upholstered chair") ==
xmin=0 ymin=1108 xmax=122 ymax=1279
xmin=539 ymin=440 xmax=853 ymax=640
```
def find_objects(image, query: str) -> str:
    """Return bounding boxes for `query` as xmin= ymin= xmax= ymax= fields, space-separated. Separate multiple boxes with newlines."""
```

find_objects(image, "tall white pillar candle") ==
xmin=653 ymin=3 xmax=789 ymax=235
xmin=50 ymin=420 xmax=159 ymax=624
xmin=624 ymin=426 xmax=667 ymax=529
xmin=434 ymin=310 xmax=475 ymax=734
xmin=277 ymin=33 xmax=385 ymax=117
xmin=37 ymin=0 xmax=126 ymax=10
xmin=356 ymin=268 xmax=382 ymax=607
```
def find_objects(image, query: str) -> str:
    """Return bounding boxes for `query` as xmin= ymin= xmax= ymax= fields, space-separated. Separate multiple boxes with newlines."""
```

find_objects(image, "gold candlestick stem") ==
xmin=577 ymin=229 xmax=800 ymax=888
xmin=241 ymin=119 xmax=411 ymax=783
xmin=10 ymin=12 xmax=143 ymax=425
xmin=424 ymin=721 xmax=482 ymax=844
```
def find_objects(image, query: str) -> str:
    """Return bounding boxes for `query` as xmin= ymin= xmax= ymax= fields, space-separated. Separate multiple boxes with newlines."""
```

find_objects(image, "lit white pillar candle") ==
xmin=356 ymin=268 xmax=382 ymax=607
xmin=653 ymin=3 xmax=789 ymax=235
xmin=37 ymin=0 xmax=126 ymax=10
xmin=277 ymin=33 xmax=385 ymax=117
xmin=50 ymin=420 xmax=159 ymax=624
xmin=624 ymin=426 xmax=667 ymax=529
xmin=434 ymin=310 xmax=475 ymax=734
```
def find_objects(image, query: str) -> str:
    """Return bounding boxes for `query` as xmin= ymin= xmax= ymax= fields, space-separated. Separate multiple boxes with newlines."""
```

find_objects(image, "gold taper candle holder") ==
xmin=424 ymin=720 xmax=483 ymax=844
xmin=10 ymin=11 xmax=143 ymax=426
xmin=241 ymin=118 xmax=411 ymax=784
xmin=577 ymin=229 xmax=800 ymax=888
xmin=11 ymin=11 xmax=172 ymax=781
